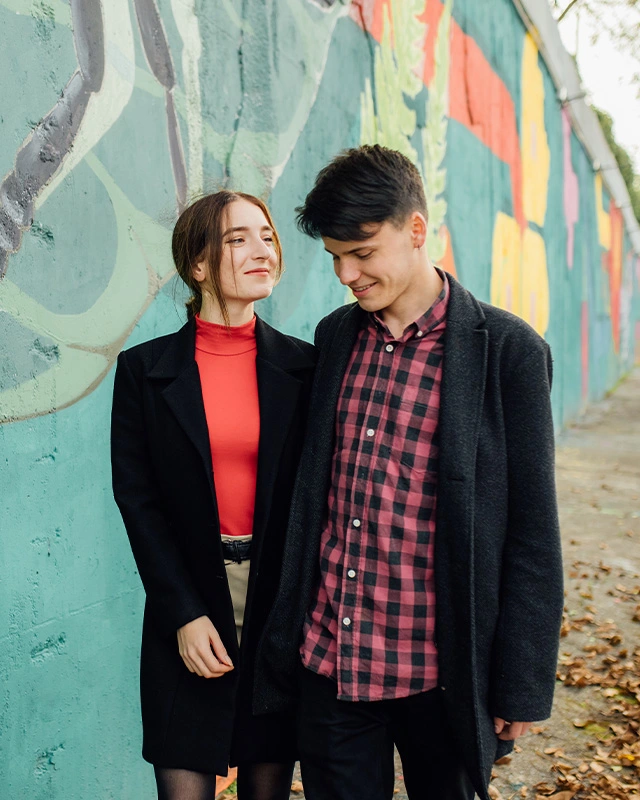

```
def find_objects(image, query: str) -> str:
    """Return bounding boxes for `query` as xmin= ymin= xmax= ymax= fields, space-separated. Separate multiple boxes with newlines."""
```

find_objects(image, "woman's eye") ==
xmin=229 ymin=238 xmax=244 ymax=244
xmin=263 ymin=236 xmax=274 ymax=244
xmin=357 ymin=252 xmax=373 ymax=260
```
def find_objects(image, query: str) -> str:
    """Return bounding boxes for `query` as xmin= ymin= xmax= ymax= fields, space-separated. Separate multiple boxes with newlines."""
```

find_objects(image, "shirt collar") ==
xmin=369 ymin=268 xmax=449 ymax=342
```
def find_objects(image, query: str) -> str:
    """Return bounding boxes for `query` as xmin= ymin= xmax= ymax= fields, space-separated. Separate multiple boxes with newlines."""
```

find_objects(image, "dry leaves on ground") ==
xmin=535 ymin=566 xmax=640 ymax=798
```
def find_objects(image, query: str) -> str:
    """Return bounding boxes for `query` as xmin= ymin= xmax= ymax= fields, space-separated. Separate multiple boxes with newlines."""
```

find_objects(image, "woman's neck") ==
xmin=198 ymin=294 xmax=255 ymax=326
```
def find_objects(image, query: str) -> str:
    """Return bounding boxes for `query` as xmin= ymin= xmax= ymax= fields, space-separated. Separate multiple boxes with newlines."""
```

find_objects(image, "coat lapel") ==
xmin=435 ymin=275 xmax=488 ymax=679
xmin=250 ymin=317 xmax=315 ymax=563
xmin=148 ymin=318 xmax=215 ymax=496
xmin=438 ymin=276 xmax=488 ymax=483
xmin=308 ymin=303 xmax=365 ymax=462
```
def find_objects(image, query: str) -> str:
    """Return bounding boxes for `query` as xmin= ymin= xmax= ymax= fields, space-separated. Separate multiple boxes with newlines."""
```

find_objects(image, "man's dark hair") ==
xmin=296 ymin=144 xmax=428 ymax=241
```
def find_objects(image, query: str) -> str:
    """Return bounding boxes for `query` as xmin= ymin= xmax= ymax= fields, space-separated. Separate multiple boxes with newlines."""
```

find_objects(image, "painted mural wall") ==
xmin=0 ymin=0 xmax=638 ymax=796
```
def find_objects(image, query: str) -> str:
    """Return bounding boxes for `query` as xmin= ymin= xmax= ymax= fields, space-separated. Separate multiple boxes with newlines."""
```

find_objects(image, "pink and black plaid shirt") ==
xmin=301 ymin=273 xmax=449 ymax=701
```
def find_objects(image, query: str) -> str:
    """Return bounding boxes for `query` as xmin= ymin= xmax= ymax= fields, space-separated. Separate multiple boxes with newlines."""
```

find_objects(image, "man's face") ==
xmin=322 ymin=216 xmax=423 ymax=314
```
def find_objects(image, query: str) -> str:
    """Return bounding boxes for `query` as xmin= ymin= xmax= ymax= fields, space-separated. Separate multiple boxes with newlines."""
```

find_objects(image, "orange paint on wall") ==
xmin=418 ymin=1 xmax=442 ymax=87
xmin=439 ymin=225 xmax=457 ymax=278
xmin=351 ymin=0 xmax=525 ymax=228
xmin=349 ymin=0 xmax=391 ymax=43
xmin=608 ymin=204 xmax=624 ymax=352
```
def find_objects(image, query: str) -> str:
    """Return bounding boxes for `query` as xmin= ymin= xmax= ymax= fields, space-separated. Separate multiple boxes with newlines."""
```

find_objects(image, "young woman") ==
xmin=111 ymin=192 xmax=316 ymax=800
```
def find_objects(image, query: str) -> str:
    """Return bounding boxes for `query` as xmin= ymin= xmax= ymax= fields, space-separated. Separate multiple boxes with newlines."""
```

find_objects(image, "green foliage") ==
xmin=594 ymin=106 xmax=640 ymax=222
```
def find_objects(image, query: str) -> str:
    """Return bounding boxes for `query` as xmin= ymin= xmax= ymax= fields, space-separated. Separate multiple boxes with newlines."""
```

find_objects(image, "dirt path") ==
xmin=222 ymin=369 xmax=640 ymax=800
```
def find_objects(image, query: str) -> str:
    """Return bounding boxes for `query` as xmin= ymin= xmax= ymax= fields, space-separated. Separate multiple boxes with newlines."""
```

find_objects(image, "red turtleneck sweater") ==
xmin=194 ymin=315 xmax=259 ymax=538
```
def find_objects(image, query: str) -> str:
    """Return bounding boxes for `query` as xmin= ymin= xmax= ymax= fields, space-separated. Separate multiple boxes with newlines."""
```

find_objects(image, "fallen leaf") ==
xmin=290 ymin=780 xmax=304 ymax=793
xmin=487 ymin=786 xmax=503 ymax=800
xmin=494 ymin=755 xmax=512 ymax=765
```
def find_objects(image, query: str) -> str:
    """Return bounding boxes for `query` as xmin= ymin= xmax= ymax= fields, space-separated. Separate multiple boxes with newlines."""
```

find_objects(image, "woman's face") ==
xmin=194 ymin=198 xmax=279 ymax=306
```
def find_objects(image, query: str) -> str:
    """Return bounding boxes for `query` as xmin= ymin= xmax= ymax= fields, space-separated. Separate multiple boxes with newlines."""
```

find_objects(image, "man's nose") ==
xmin=336 ymin=260 xmax=361 ymax=286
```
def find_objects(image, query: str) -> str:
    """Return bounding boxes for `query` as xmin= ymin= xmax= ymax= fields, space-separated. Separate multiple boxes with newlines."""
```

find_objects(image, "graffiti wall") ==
xmin=0 ymin=0 xmax=638 ymax=796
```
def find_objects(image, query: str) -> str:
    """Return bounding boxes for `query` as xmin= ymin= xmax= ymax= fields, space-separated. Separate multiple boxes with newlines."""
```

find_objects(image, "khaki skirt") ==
xmin=221 ymin=534 xmax=252 ymax=645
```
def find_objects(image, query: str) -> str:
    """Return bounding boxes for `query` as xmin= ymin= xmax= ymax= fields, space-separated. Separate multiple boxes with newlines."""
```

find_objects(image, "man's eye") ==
xmin=357 ymin=252 xmax=373 ymax=260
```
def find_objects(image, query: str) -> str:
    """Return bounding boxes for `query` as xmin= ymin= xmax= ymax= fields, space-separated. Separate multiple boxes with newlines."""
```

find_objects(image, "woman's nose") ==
xmin=254 ymin=238 xmax=272 ymax=259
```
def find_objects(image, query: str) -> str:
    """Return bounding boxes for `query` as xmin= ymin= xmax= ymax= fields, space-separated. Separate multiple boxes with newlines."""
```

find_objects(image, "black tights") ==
xmin=154 ymin=761 xmax=295 ymax=800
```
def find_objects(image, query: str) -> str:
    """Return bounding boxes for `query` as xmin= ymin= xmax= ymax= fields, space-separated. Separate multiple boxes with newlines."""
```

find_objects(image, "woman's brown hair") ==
xmin=172 ymin=191 xmax=284 ymax=324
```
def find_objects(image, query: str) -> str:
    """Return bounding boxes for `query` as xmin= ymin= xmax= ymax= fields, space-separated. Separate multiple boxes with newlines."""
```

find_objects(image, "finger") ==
xmin=497 ymin=723 xmax=521 ymax=741
xmin=209 ymin=629 xmax=233 ymax=667
xmin=494 ymin=717 xmax=506 ymax=735
xmin=199 ymin=646 xmax=233 ymax=677
xmin=510 ymin=722 xmax=530 ymax=739
xmin=191 ymin=653 xmax=215 ymax=679
xmin=180 ymin=655 xmax=195 ymax=673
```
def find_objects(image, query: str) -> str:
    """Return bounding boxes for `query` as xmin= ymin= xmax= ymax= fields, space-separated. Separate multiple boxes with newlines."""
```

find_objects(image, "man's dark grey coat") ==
xmin=254 ymin=274 xmax=564 ymax=800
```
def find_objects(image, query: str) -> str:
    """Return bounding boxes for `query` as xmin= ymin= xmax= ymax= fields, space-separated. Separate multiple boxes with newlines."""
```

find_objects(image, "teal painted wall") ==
xmin=0 ymin=1 xmax=638 ymax=797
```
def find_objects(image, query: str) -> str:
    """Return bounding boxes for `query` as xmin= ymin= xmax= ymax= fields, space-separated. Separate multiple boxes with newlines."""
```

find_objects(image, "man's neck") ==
xmin=379 ymin=263 xmax=443 ymax=339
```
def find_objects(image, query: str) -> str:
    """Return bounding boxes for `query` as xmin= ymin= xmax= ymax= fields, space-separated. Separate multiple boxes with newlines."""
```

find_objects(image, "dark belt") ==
xmin=221 ymin=538 xmax=252 ymax=564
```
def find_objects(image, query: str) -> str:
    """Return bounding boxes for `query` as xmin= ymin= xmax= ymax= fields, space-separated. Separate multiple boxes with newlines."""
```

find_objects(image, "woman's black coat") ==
xmin=111 ymin=315 xmax=316 ymax=774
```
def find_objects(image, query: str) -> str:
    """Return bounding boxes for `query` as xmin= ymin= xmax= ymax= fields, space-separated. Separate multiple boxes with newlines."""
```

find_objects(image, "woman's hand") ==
xmin=177 ymin=616 xmax=234 ymax=678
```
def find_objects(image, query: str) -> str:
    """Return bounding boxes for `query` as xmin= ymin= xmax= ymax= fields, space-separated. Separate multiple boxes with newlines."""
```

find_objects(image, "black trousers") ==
xmin=297 ymin=667 xmax=475 ymax=800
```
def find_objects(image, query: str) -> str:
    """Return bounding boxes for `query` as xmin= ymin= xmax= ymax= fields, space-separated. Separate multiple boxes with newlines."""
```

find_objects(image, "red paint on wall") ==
xmin=350 ymin=0 xmax=525 ymax=228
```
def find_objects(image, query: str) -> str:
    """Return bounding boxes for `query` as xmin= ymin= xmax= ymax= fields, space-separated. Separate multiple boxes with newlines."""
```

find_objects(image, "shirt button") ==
xmin=385 ymin=344 xmax=394 ymax=352
xmin=343 ymin=617 xmax=351 ymax=626
xmin=366 ymin=429 xmax=375 ymax=437
xmin=416 ymin=330 xmax=424 ymax=338
xmin=347 ymin=569 xmax=356 ymax=578
xmin=352 ymin=519 xmax=361 ymax=528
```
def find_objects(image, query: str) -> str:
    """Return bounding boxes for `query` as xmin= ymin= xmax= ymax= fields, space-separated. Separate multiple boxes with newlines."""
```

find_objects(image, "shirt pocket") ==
xmin=389 ymin=399 xmax=439 ymax=475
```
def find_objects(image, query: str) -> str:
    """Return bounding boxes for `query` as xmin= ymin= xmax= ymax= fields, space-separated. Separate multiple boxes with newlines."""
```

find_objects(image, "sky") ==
xmin=556 ymin=4 xmax=640 ymax=173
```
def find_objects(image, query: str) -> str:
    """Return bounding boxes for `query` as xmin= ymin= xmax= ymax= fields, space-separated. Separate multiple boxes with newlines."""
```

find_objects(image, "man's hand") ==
xmin=493 ymin=718 xmax=532 ymax=741
xmin=177 ymin=615 xmax=234 ymax=678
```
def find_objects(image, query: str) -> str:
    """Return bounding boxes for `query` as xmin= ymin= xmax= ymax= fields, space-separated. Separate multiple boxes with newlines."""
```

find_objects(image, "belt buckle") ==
xmin=224 ymin=538 xmax=250 ymax=564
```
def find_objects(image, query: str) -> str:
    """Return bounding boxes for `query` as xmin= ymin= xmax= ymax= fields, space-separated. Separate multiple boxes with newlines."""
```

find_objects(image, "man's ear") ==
xmin=409 ymin=211 xmax=427 ymax=249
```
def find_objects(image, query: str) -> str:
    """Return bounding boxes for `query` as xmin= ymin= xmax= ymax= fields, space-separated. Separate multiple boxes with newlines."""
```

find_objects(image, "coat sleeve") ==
xmin=491 ymin=343 xmax=564 ymax=722
xmin=111 ymin=350 xmax=209 ymax=637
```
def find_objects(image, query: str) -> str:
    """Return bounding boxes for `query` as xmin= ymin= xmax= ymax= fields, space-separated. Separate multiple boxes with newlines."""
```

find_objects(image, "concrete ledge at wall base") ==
xmin=216 ymin=768 xmax=237 ymax=797
xmin=513 ymin=0 xmax=640 ymax=254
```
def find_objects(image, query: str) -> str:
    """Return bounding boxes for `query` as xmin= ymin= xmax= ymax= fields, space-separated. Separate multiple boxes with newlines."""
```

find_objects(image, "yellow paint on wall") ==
xmin=595 ymin=173 xmax=611 ymax=250
xmin=491 ymin=212 xmax=521 ymax=316
xmin=521 ymin=227 xmax=549 ymax=337
xmin=491 ymin=212 xmax=550 ymax=337
xmin=521 ymin=35 xmax=550 ymax=227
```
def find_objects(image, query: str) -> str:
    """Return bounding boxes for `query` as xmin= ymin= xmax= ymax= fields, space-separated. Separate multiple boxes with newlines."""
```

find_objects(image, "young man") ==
xmin=254 ymin=145 xmax=563 ymax=800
